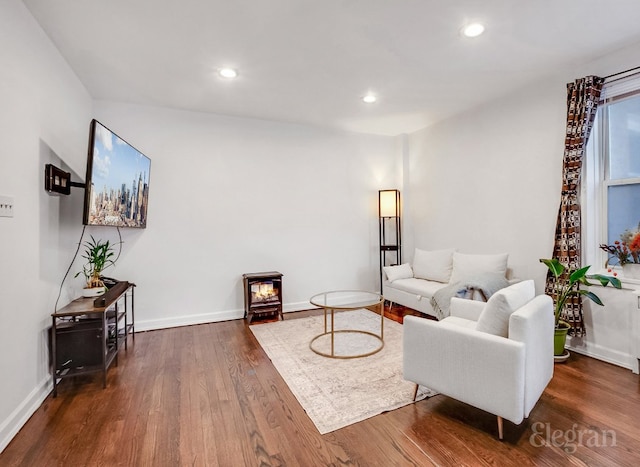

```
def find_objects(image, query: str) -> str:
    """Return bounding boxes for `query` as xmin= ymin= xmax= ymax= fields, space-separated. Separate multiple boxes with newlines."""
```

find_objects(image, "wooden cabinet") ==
xmin=51 ymin=282 xmax=135 ymax=396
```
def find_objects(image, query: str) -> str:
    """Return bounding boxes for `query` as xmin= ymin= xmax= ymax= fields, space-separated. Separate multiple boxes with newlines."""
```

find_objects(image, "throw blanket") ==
xmin=430 ymin=274 xmax=510 ymax=320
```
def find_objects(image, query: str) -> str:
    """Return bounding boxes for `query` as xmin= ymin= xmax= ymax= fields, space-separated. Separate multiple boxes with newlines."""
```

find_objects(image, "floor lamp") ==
xmin=379 ymin=189 xmax=401 ymax=293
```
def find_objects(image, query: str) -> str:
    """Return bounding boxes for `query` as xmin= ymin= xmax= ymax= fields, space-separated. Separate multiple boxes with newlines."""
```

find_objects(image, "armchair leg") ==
xmin=412 ymin=383 xmax=419 ymax=401
xmin=497 ymin=416 xmax=504 ymax=440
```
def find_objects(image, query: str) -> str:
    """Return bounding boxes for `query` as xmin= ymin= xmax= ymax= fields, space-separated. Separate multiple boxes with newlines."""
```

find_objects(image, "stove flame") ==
xmin=251 ymin=281 xmax=278 ymax=303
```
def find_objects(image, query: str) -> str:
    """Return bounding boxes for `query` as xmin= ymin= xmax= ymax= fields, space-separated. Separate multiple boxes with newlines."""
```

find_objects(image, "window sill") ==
xmin=590 ymin=268 xmax=640 ymax=290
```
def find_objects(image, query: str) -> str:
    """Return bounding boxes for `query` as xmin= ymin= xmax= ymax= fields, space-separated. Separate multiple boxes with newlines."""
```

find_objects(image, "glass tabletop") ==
xmin=309 ymin=290 xmax=383 ymax=309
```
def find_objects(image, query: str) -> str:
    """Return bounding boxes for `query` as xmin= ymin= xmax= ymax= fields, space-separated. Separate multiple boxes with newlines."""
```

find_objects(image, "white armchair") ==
xmin=403 ymin=280 xmax=554 ymax=439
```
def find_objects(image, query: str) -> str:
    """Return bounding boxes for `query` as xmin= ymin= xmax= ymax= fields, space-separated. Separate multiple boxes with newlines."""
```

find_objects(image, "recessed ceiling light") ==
xmin=363 ymin=94 xmax=377 ymax=104
xmin=219 ymin=68 xmax=238 ymax=79
xmin=462 ymin=23 xmax=485 ymax=38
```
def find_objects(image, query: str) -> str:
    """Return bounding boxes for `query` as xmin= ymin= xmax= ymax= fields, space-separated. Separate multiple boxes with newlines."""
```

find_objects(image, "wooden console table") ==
xmin=51 ymin=282 xmax=135 ymax=396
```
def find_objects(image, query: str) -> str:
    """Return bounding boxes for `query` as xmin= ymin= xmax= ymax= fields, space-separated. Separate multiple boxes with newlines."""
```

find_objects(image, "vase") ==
xmin=622 ymin=264 xmax=640 ymax=280
xmin=554 ymin=325 xmax=569 ymax=357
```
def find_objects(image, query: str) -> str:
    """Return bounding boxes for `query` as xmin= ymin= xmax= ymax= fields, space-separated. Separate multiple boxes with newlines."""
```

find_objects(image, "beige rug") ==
xmin=249 ymin=309 xmax=435 ymax=434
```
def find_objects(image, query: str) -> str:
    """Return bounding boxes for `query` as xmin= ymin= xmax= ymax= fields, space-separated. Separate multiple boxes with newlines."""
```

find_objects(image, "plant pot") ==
xmin=554 ymin=324 xmax=570 ymax=356
xmin=622 ymin=263 xmax=640 ymax=280
xmin=82 ymin=286 xmax=106 ymax=298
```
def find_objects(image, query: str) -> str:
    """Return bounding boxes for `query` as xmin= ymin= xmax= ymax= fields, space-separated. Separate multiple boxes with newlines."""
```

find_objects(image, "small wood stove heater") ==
xmin=242 ymin=271 xmax=283 ymax=323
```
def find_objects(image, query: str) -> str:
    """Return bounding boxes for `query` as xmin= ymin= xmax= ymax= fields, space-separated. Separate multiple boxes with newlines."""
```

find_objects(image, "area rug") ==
xmin=249 ymin=309 xmax=436 ymax=434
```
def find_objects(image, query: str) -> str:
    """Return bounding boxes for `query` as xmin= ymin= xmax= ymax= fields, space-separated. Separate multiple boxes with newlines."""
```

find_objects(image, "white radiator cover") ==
xmin=567 ymin=281 xmax=640 ymax=374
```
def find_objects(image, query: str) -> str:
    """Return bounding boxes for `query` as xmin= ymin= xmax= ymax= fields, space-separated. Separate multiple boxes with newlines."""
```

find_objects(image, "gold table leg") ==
xmin=310 ymin=305 xmax=385 ymax=359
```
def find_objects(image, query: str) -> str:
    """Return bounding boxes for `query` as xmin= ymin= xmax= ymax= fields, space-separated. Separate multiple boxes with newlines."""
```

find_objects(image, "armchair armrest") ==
xmin=449 ymin=297 xmax=485 ymax=321
xmin=403 ymin=315 xmax=526 ymax=424
xmin=508 ymin=295 xmax=554 ymax=416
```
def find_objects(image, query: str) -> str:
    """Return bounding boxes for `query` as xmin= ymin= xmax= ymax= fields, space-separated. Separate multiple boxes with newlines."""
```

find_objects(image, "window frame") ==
xmin=583 ymin=74 xmax=640 ymax=281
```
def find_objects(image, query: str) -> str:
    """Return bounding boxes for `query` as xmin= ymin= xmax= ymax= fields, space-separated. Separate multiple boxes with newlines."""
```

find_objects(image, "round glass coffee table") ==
xmin=309 ymin=290 xmax=385 ymax=359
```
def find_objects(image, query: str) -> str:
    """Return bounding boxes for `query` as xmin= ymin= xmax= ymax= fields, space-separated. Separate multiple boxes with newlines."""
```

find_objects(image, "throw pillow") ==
xmin=449 ymin=252 xmax=509 ymax=284
xmin=383 ymin=263 xmax=413 ymax=282
xmin=475 ymin=280 xmax=535 ymax=337
xmin=412 ymin=248 xmax=456 ymax=283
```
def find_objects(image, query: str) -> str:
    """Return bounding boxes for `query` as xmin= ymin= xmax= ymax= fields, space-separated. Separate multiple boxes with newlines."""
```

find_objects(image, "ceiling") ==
xmin=23 ymin=0 xmax=640 ymax=136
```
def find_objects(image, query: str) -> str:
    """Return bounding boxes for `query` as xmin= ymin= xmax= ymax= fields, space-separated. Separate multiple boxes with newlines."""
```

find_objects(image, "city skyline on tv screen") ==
xmin=84 ymin=120 xmax=151 ymax=228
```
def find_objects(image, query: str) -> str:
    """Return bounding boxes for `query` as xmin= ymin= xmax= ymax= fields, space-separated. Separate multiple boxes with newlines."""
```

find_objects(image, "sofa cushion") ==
xmin=386 ymin=277 xmax=448 ymax=298
xmin=441 ymin=316 xmax=478 ymax=330
xmin=475 ymin=280 xmax=535 ymax=337
xmin=412 ymin=247 xmax=455 ymax=283
xmin=383 ymin=263 xmax=413 ymax=282
xmin=449 ymin=252 xmax=508 ymax=284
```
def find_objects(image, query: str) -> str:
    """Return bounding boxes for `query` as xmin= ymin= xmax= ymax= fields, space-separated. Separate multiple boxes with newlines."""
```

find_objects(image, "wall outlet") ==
xmin=0 ymin=195 xmax=14 ymax=218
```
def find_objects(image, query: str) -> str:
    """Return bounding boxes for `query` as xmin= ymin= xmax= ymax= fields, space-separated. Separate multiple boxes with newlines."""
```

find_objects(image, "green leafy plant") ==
xmin=75 ymin=236 xmax=116 ymax=289
xmin=540 ymin=258 xmax=622 ymax=328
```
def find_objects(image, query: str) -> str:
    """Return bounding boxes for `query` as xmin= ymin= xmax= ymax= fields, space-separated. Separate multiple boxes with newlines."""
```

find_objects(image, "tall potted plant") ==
xmin=540 ymin=258 xmax=621 ymax=356
xmin=75 ymin=236 xmax=117 ymax=297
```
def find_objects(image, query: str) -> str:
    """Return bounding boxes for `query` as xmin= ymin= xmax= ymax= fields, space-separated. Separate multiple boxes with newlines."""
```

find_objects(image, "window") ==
xmin=584 ymin=75 xmax=640 ymax=271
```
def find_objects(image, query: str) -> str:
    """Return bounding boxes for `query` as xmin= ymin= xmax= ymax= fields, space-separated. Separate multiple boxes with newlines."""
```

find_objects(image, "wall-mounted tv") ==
xmin=83 ymin=120 xmax=151 ymax=228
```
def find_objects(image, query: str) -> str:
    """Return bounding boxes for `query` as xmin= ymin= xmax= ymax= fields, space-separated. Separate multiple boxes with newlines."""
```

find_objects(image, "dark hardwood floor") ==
xmin=2 ymin=307 xmax=640 ymax=466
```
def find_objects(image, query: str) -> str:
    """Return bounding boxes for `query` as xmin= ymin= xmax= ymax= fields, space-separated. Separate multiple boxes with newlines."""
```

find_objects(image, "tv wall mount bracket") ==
xmin=44 ymin=164 xmax=86 ymax=195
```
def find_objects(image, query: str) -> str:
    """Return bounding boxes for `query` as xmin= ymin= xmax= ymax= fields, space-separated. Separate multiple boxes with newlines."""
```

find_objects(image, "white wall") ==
xmin=0 ymin=0 xmax=92 ymax=452
xmin=406 ymin=77 xmax=566 ymax=286
xmin=91 ymin=102 xmax=399 ymax=330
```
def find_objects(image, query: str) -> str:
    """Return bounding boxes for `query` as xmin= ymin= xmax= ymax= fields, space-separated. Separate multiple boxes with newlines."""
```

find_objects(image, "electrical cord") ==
xmin=54 ymin=224 xmax=86 ymax=313
xmin=114 ymin=227 xmax=123 ymax=264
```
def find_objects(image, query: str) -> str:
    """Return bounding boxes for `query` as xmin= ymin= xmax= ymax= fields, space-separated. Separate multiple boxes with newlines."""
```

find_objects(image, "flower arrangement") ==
xmin=599 ymin=223 xmax=640 ymax=266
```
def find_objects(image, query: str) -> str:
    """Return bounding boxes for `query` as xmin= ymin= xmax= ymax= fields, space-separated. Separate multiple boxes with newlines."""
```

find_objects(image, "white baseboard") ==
xmin=135 ymin=301 xmax=315 ymax=332
xmin=136 ymin=308 xmax=244 ymax=331
xmin=0 ymin=377 xmax=52 ymax=454
xmin=567 ymin=337 xmax=634 ymax=371
xmin=284 ymin=300 xmax=317 ymax=313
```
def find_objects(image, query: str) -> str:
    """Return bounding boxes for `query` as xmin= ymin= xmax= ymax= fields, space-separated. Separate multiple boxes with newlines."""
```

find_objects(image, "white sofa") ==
xmin=382 ymin=248 xmax=511 ymax=319
xmin=403 ymin=280 xmax=555 ymax=439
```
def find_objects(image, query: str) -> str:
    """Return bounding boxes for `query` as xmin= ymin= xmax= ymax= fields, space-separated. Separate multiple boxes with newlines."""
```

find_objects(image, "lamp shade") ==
xmin=379 ymin=189 xmax=399 ymax=217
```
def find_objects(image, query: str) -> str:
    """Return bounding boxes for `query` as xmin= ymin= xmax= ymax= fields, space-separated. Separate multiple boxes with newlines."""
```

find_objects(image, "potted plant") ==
xmin=600 ymin=222 xmax=640 ymax=279
xmin=75 ymin=236 xmax=117 ymax=297
xmin=539 ymin=258 xmax=621 ymax=357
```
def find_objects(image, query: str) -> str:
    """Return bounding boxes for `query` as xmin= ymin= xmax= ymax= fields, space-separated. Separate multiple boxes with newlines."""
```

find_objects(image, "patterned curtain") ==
xmin=546 ymin=76 xmax=604 ymax=336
